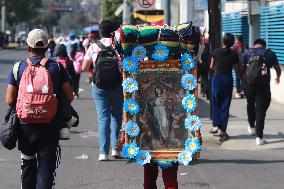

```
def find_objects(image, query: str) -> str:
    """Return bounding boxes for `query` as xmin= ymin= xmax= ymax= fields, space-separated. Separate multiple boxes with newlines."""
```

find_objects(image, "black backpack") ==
xmin=245 ymin=49 xmax=270 ymax=85
xmin=93 ymin=41 xmax=122 ymax=89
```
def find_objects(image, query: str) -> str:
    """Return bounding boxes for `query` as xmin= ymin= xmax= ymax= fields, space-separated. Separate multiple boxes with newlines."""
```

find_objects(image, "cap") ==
xmin=27 ymin=29 xmax=48 ymax=48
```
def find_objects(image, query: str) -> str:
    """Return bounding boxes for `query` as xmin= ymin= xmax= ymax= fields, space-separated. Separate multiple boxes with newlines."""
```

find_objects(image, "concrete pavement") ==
xmin=0 ymin=49 xmax=284 ymax=189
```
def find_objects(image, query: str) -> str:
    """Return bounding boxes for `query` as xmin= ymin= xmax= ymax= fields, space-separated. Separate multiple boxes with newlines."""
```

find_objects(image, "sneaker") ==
xmin=209 ymin=127 xmax=219 ymax=134
xmin=219 ymin=133 xmax=229 ymax=142
xmin=248 ymin=126 xmax=256 ymax=135
xmin=66 ymin=116 xmax=79 ymax=129
xmin=98 ymin=154 xmax=109 ymax=161
xmin=235 ymin=92 xmax=241 ymax=99
xmin=59 ymin=128 xmax=70 ymax=140
xmin=111 ymin=150 xmax=124 ymax=159
xmin=256 ymin=137 xmax=267 ymax=146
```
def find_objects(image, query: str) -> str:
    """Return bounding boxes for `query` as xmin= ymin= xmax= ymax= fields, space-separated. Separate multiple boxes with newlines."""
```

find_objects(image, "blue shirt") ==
xmin=241 ymin=47 xmax=279 ymax=68
xmin=7 ymin=56 xmax=69 ymax=98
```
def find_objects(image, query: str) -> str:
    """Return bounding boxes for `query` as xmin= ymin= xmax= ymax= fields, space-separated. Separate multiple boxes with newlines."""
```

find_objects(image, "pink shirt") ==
xmin=84 ymin=38 xmax=113 ymax=64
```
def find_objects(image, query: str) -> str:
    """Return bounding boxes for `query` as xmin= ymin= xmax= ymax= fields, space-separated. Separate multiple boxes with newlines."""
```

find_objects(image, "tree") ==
xmin=102 ymin=0 xmax=123 ymax=26
xmin=6 ymin=0 xmax=41 ymax=28
xmin=5 ymin=0 xmax=41 ymax=39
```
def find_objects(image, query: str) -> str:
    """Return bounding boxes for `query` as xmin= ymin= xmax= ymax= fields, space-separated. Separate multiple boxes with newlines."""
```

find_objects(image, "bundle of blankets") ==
xmin=113 ymin=21 xmax=201 ymax=57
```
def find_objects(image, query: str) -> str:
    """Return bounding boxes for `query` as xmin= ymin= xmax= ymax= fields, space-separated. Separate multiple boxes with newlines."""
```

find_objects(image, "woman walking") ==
xmin=210 ymin=33 xmax=241 ymax=142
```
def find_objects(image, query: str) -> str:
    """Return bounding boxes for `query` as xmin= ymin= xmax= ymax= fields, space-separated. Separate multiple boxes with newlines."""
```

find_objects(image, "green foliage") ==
xmin=5 ymin=0 xmax=42 ymax=27
xmin=102 ymin=0 xmax=123 ymax=25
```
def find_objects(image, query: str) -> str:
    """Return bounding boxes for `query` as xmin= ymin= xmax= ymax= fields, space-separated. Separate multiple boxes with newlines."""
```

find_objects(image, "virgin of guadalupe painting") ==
xmin=136 ymin=70 xmax=188 ymax=151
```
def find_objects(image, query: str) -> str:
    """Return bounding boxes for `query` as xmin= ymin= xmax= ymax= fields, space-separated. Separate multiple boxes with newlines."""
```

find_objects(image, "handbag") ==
xmin=0 ymin=107 xmax=19 ymax=150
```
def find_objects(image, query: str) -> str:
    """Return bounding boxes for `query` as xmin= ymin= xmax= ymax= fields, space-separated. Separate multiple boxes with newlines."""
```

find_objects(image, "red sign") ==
xmin=138 ymin=0 xmax=155 ymax=9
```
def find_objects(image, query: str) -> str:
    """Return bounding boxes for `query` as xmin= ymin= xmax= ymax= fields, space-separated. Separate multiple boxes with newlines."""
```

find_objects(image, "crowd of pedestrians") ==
xmin=2 ymin=19 xmax=282 ymax=188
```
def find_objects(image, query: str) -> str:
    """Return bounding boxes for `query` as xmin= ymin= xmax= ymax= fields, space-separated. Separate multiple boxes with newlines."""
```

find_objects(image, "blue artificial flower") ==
xmin=125 ymin=121 xmax=140 ymax=138
xmin=181 ymin=74 xmax=197 ymax=90
xmin=132 ymin=46 xmax=147 ymax=60
xmin=122 ymin=143 xmax=140 ymax=159
xmin=177 ymin=150 xmax=192 ymax=166
xmin=123 ymin=56 xmax=140 ymax=73
xmin=157 ymin=160 xmax=174 ymax=169
xmin=152 ymin=45 xmax=169 ymax=62
xmin=182 ymin=94 xmax=197 ymax=113
xmin=123 ymin=99 xmax=140 ymax=115
xmin=122 ymin=77 xmax=139 ymax=93
xmin=180 ymin=53 xmax=195 ymax=71
xmin=135 ymin=150 xmax=151 ymax=166
xmin=185 ymin=115 xmax=202 ymax=131
xmin=184 ymin=137 xmax=201 ymax=154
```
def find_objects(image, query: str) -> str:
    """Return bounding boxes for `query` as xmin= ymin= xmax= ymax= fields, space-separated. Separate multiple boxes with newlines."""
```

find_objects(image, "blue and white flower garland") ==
xmin=121 ymin=48 xmax=202 ymax=168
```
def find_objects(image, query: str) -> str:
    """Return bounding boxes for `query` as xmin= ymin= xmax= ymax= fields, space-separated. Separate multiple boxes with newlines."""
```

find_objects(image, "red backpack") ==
xmin=16 ymin=58 xmax=58 ymax=124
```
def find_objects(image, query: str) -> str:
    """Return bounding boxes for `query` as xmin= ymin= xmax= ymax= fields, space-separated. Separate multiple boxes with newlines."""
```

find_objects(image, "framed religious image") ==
xmin=135 ymin=69 xmax=189 ymax=159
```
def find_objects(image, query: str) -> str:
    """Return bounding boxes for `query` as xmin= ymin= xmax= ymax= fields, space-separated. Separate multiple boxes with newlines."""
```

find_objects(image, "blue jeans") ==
xmin=92 ymin=84 xmax=123 ymax=155
xmin=235 ymin=76 xmax=244 ymax=93
xmin=211 ymin=75 xmax=233 ymax=133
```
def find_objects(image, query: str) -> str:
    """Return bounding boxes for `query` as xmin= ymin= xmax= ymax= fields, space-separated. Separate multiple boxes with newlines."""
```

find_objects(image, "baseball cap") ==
xmin=27 ymin=29 xmax=48 ymax=48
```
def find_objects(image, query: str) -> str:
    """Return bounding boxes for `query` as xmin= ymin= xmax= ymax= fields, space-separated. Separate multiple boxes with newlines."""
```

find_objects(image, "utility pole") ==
xmin=208 ymin=0 xmax=221 ymax=120
xmin=1 ymin=0 xmax=5 ymax=32
xmin=122 ymin=0 xmax=131 ymax=24
xmin=179 ymin=0 xmax=195 ymax=24
xmin=248 ymin=0 xmax=260 ymax=48
xmin=208 ymin=0 xmax=221 ymax=50
xmin=163 ymin=0 xmax=171 ymax=25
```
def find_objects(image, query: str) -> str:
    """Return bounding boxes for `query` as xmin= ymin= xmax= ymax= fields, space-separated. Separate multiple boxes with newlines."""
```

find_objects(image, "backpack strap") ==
xmin=39 ymin=58 xmax=49 ymax=67
xmin=13 ymin=61 xmax=21 ymax=82
xmin=26 ymin=58 xmax=33 ymax=66
xmin=96 ymin=40 xmax=106 ymax=49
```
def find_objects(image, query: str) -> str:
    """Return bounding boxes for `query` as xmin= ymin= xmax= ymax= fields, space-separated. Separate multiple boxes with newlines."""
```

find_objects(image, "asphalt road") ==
xmin=0 ymin=49 xmax=283 ymax=189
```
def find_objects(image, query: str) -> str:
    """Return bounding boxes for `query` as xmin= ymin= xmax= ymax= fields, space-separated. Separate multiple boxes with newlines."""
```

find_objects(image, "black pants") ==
xmin=73 ymin=73 xmax=81 ymax=94
xmin=18 ymin=124 xmax=60 ymax=189
xmin=244 ymin=82 xmax=271 ymax=138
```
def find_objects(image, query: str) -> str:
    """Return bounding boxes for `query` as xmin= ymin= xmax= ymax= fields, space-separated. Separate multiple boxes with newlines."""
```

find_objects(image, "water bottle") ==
xmin=261 ymin=63 xmax=267 ymax=76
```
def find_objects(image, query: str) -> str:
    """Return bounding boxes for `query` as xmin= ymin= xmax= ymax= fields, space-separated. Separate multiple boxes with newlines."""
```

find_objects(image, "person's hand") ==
xmin=275 ymin=77 xmax=280 ymax=84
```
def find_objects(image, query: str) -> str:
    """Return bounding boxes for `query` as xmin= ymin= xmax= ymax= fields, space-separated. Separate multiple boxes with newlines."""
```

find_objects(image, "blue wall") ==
xmin=222 ymin=12 xmax=249 ymax=46
xmin=261 ymin=4 xmax=284 ymax=64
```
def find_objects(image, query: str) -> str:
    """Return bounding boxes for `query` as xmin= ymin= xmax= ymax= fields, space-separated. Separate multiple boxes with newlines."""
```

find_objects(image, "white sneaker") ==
xmin=256 ymin=137 xmax=267 ymax=146
xmin=98 ymin=154 xmax=109 ymax=161
xmin=248 ymin=126 xmax=256 ymax=135
xmin=111 ymin=150 xmax=119 ymax=157
xmin=235 ymin=92 xmax=241 ymax=98
xmin=59 ymin=128 xmax=70 ymax=140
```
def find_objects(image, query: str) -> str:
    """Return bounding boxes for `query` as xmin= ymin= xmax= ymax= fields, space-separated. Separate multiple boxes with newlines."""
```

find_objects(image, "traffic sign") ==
xmin=137 ymin=0 xmax=155 ymax=9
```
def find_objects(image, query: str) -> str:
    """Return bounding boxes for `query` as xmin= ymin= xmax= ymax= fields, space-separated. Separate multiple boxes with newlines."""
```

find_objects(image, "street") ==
xmin=0 ymin=49 xmax=284 ymax=189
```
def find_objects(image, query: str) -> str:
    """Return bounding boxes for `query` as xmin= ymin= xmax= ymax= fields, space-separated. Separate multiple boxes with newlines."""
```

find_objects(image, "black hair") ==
xmin=99 ymin=20 xmax=115 ymax=38
xmin=236 ymin=35 xmax=243 ymax=43
xmin=223 ymin=33 xmax=235 ymax=48
xmin=30 ymin=41 xmax=47 ymax=55
xmin=254 ymin=39 xmax=266 ymax=48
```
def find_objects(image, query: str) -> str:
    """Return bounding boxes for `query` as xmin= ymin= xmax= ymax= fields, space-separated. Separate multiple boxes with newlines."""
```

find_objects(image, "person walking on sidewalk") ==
xmin=82 ymin=20 xmax=123 ymax=161
xmin=209 ymin=33 xmax=241 ymax=142
xmin=232 ymin=35 xmax=246 ymax=98
xmin=5 ymin=29 xmax=74 ymax=189
xmin=241 ymin=39 xmax=281 ymax=146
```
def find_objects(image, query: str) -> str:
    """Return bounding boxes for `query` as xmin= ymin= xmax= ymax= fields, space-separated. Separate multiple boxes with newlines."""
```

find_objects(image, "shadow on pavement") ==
xmin=200 ymin=159 xmax=284 ymax=164
xmin=230 ymin=132 xmax=284 ymax=140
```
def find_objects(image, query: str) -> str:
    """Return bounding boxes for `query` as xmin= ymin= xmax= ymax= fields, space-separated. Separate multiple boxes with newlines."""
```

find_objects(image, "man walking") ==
xmin=6 ymin=29 xmax=74 ymax=188
xmin=241 ymin=39 xmax=281 ymax=145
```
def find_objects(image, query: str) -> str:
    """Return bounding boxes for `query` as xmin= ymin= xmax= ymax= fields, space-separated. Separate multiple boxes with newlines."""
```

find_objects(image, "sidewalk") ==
xmin=200 ymin=94 xmax=284 ymax=151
